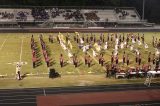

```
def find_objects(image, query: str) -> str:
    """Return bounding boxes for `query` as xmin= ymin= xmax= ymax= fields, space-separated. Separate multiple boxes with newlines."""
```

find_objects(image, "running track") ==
xmin=0 ymin=83 xmax=160 ymax=106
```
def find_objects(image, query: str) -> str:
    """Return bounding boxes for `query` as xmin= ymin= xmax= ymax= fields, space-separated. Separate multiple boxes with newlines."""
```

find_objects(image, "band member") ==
xmin=101 ymin=56 xmax=105 ymax=66
xmin=57 ymin=35 xmax=60 ymax=44
xmin=122 ymin=33 xmax=125 ymax=42
xmin=82 ymin=34 xmax=85 ymax=41
xmin=111 ymin=35 xmax=113 ymax=41
xmin=155 ymin=38 xmax=158 ymax=47
xmin=152 ymin=36 xmax=155 ymax=47
xmin=60 ymin=54 xmax=64 ymax=67
xmin=74 ymin=56 xmax=78 ymax=68
xmin=119 ymin=35 xmax=122 ymax=43
xmin=105 ymin=64 xmax=110 ymax=77
xmin=66 ymin=34 xmax=69 ymax=42
xmin=155 ymin=58 xmax=159 ymax=71
xmin=87 ymin=55 xmax=92 ymax=67
xmin=115 ymin=54 xmax=119 ymax=64
xmin=111 ymin=53 xmax=114 ymax=64
xmin=125 ymin=36 xmax=129 ymax=48
xmin=46 ymin=57 xmax=50 ymax=67
xmin=138 ymin=54 xmax=141 ymax=65
xmin=17 ymin=70 xmax=21 ymax=80
xmin=31 ymin=35 xmax=34 ymax=42
xmin=76 ymin=38 xmax=79 ymax=43
xmin=84 ymin=53 xmax=88 ymax=65
xmin=148 ymin=52 xmax=151 ymax=63
xmin=32 ymin=57 xmax=36 ymax=68
xmin=152 ymin=54 xmax=155 ymax=64
xmin=74 ymin=35 xmax=76 ymax=41
xmin=123 ymin=52 xmax=126 ymax=64
xmin=136 ymin=53 xmax=138 ymax=63
xmin=32 ymin=49 xmax=36 ymax=58
xmin=16 ymin=64 xmax=21 ymax=80
xmin=90 ymin=35 xmax=93 ymax=41
xmin=98 ymin=54 xmax=102 ymax=64
xmin=134 ymin=35 xmax=137 ymax=42
xmin=115 ymin=33 xmax=117 ymax=39
xmin=127 ymin=55 xmax=129 ymax=66
xmin=126 ymin=36 xmax=129 ymax=43
xmin=158 ymin=39 xmax=160 ymax=47
xmin=102 ymin=34 xmax=105 ymax=43
xmin=31 ymin=34 xmax=33 ymax=39
xmin=142 ymin=34 xmax=145 ymax=44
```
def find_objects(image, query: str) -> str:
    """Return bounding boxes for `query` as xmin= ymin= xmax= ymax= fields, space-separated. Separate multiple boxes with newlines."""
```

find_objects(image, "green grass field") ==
xmin=0 ymin=32 xmax=159 ymax=89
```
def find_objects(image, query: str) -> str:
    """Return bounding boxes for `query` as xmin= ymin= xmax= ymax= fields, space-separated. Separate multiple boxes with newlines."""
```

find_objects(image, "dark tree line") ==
xmin=0 ymin=0 xmax=160 ymax=23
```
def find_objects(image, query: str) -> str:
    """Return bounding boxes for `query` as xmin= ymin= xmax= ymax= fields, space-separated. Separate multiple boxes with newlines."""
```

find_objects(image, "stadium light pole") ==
xmin=142 ymin=0 xmax=145 ymax=20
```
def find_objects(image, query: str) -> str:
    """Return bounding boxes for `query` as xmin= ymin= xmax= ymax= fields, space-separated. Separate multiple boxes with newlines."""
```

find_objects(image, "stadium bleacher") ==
xmin=0 ymin=7 xmax=141 ymax=22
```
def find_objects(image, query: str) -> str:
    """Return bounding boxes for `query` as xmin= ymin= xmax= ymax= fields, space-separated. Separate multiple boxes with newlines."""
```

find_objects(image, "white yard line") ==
xmin=19 ymin=38 xmax=24 ymax=62
xmin=0 ymin=39 xmax=7 ymax=51
xmin=14 ymin=38 xmax=24 ymax=75
xmin=87 ymin=52 xmax=98 ymax=63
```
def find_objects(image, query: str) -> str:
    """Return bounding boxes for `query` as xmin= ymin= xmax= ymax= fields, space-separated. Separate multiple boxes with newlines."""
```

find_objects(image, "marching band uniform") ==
xmin=138 ymin=55 xmax=141 ymax=65
xmin=60 ymin=54 xmax=64 ymax=67
xmin=87 ymin=56 xmax=92 ymax=67
xmin=84 ymin=53 xmax=88 ymax=65
xmin=101 ymin=56 xmax=105 ymax=66
xmin=116 ymin=55 xmax=119 ymax=64
xmin=127 ymin=55 xmax=129 ymax=66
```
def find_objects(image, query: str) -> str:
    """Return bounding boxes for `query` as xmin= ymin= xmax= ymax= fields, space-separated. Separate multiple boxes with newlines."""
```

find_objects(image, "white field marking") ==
xmin=0 ymin=39 xmax=7 ymax=51
xmin=88 ymin=71 xmax=94 ymax=74
xmin=66 ymin=71 xmax=74 ymax=74
xmin=19 ymin=38 xmax=24 ymax=62
xmin=43 ymin=88 xmax=46 ymax=96
xmin=87 ymin=52 xmax=98 ymax=63
xmin=6 ymin=62 xmax=28 ymax=66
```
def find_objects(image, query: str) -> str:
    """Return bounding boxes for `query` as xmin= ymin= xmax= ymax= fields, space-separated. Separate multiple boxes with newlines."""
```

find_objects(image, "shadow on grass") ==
xmin=35 ymin=47 xmax=40 ymax=52
xmin=36 ymin=53 xmax=41 ymax=58
xmin=91 ymin=63 xmax=96 ymax=67
xmin=21 ymin=73 xmax=29 ymax=79
xmin=78 ymin=62 xmax=83 ymax=67
xmin=35 ymin=60 xmax=42 ymax=68
xmin=49 ymin=59 xmax=56 ymax=66
xmin=63 ymin=62 xmax=68 ymax=67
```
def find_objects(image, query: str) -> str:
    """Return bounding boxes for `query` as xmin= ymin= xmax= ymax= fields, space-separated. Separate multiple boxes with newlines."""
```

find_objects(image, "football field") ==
xmin=0 ymin=33 xmax=105 ymax=76
xmin=0 ymin=32 xmax=159 ymax=89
